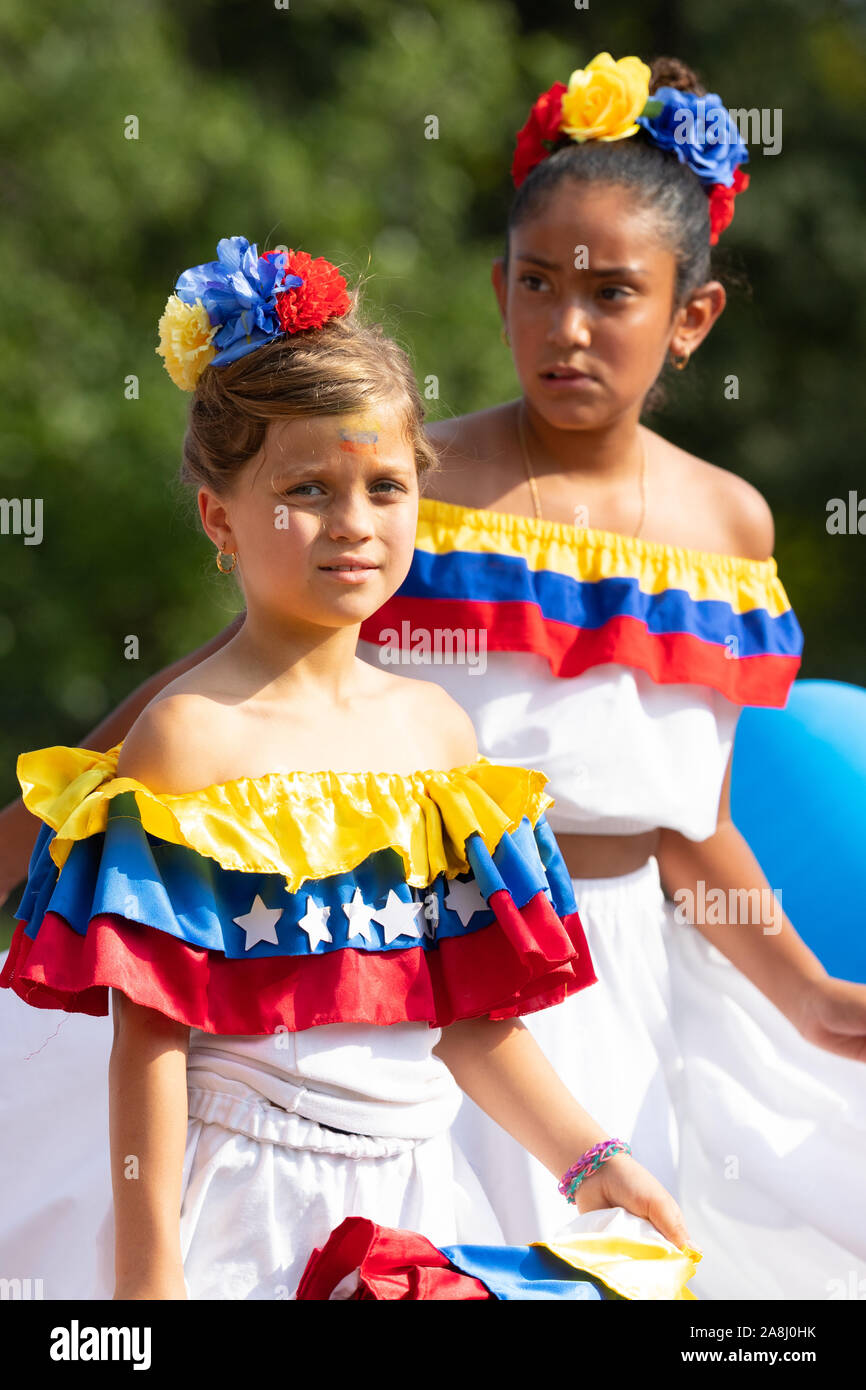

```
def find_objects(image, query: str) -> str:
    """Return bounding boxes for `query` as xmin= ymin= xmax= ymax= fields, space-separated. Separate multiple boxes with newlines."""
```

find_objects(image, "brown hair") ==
xmin=181 ymin=290 xmax=439 ymax=494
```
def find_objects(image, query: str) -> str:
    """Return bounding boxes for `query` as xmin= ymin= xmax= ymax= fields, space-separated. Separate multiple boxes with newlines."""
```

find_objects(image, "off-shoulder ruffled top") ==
xmin=357 ymin=498 xmax=805 ymax=840
xmin=1 ymin=742 xmax=595 ymax=1034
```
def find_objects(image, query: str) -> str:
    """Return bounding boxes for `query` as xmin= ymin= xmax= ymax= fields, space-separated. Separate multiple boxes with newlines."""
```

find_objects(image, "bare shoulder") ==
xmin=699 ymin=458 xmax=775 ymax=561
xmin=365 ymin=665 xmax=479 ymax=768
xmin=423 ymin=404 xmax=516 ymax=505
xmin=648 ymin=431 xmax=776 ymax=562
xmin=115 ymin=689 xmax=227 ymax=794
xmin=413 ymin=680 xmax=479 ymax=768
xmin=425 ymin=407 xmax=495 ymax=458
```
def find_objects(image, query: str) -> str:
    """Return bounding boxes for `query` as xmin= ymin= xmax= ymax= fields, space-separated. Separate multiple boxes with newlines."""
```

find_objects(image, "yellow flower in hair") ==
xmin=156 ymin=294 xmax=218 ymax=391
xmin=560 ymin=51 xmax=652 ymax=143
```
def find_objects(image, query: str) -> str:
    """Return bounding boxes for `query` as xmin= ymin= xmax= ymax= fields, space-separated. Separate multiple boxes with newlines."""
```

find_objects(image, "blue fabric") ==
xmin=404 ymin=549 xmax=803 ymax=659
xmin=15 ymin=802 xmax=578 ymax=961
xmin=439 ymin=1243 xmax=617 ymax=1301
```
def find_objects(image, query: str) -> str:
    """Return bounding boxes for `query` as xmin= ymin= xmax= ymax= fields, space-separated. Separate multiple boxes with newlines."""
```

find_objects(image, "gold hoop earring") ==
xmin=216 ymin=549 xmax=238 ymax=573
xmin=670 ymin=350 xmax=690 ymax=370
xmin=501 ymin=325 xmax=510 ymax=347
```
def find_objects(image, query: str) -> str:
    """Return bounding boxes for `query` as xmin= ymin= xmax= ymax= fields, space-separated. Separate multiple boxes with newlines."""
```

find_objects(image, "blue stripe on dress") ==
xmin=15 ymin=808 xmax=577 ymax=961
xmin=403 ymin=550 xmax=803 ymax=658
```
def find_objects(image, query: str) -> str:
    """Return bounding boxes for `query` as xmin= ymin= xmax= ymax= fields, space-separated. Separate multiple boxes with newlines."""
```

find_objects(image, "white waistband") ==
xmin=186 ymin=1075 xmax=422 ymax=1156
xmin=568 ymin=854 xmax=665 ymax=906
xmin=186 ymin=1046 xmax=462 ymax=1143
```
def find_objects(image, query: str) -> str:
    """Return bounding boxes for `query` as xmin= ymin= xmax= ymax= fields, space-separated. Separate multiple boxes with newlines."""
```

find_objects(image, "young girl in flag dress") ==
xmin=0 ymin=235 xmax=695 ymax=1300
xmin=354 ymin=53 xmax=866 ymax=1299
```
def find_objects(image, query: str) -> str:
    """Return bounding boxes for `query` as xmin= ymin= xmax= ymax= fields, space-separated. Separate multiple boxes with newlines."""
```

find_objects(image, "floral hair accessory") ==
xmin=636 ymin=88 xmax=748 ymax=187
xmin=156 ymin=236 xmax=351 ymax=391
xmin=511 ymin=51 xmax=750 ymax=243
xmin=560 ymin=52 xmax=652 ymax=143
xmin=707 ymin=166 xmax=751 ymax=245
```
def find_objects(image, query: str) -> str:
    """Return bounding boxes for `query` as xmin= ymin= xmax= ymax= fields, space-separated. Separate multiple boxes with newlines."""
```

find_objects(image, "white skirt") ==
xmin=0 ymin=995 xmax=114 ymax=1301
xmin=451 ymin=857 xmax=866 ymax=1300
xmin=0 ymin=978 xmax=502 ymax=1300
xmin=4 ymin=877 xmax=866 ymax=1302
xmin=98 ymin=1068 xmax=504 ymax=1300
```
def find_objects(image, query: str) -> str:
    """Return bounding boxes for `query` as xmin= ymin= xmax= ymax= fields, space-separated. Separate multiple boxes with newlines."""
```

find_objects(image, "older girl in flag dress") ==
xmin=353 ymin=53 xmax=866 ymax=1300
xmin=0 ymin=235 xmax=701 ymax=1301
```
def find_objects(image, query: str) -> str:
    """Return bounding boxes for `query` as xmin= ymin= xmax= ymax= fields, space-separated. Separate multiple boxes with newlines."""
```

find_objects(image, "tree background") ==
xmin=1 ymin=0 xmax=865 ymax=940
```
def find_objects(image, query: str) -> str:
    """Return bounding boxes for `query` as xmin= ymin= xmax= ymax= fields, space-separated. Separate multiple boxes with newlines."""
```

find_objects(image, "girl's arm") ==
xmin=109 ymin=991 xmax=191 ymax=1299
xmin=433 ymin=1016 xmax=693 ymax=1249
xmin=429 ymin=693 xmax=693 ymax=1249
xmin=656 ymin=751 xmax=866 ymax=1062
xmin=0 ymin=612 xmax=245 ymax=908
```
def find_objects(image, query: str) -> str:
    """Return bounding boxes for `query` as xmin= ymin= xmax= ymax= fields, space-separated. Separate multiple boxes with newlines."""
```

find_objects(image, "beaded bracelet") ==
xmin=558 ymin=1139 xmax=632 ymax=1204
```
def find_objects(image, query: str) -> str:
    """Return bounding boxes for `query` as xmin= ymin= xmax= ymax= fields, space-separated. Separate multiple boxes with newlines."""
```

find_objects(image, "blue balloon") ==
xmin=732 ymin=680 xmax=866 ymax=983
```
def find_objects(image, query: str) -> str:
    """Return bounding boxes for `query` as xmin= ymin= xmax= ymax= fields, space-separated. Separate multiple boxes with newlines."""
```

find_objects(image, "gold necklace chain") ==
xmin=517 ymin=401 xmax=647 ymax=538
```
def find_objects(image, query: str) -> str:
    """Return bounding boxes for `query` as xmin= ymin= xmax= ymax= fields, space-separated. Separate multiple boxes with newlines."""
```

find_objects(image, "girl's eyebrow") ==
xmin=590 ymin=265 xmax=648 ymax=278
xmin=516 ymin=252 xmax=647 ymax=277
xmin=270 ymin=456 xmax=415 ymax=483
xmin=515 ymin=252 xmax=561 ymax=269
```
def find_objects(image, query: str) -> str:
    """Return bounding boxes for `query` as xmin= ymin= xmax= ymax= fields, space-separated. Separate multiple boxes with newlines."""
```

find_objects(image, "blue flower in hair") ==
xmin=638 ymin=88 xmax=749 ymax=188
xmin=174 ymin=236 xmax=303 ymax=367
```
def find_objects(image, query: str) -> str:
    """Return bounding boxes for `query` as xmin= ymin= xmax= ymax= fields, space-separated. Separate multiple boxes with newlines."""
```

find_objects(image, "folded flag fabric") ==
xmin=295 ymin=1219 xmax=495 ymax=1301
xmin=296 ymin=1208 xmax=702 ymax=1300
xmin=532 ymin=1206 xmax=702 ymax=1301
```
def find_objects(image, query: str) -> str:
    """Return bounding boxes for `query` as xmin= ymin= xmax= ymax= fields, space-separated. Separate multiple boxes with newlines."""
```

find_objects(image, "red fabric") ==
xmin=512 ymin=81 xmax=568 ymax=188
xmin=708 ymin=167 xmax=750 ymax=244
xmin=295 ymin=1217 xmax=494 ymax=1300
xmin=0 ymin=888 xmax=596 ymax=1032
xmin=361 ymin=596 xmax=801 ymax=709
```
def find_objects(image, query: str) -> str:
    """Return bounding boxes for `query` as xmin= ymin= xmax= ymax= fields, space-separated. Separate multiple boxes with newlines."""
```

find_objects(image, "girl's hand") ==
xmin=795 ymin=976 xmax=866 ymax=1063
xmin=572 ymin=1153 xmax=696 ymax=1252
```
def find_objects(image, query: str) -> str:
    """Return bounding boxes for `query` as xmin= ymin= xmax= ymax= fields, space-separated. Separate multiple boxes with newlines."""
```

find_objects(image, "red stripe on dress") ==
xmin=0 ymin=890 xmax=596 ymax=1033
xmin=360 ymin=597 xmax=801 ymax=707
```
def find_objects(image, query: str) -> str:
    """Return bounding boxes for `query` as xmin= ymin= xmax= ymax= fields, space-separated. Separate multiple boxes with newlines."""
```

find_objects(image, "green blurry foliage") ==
xmin=1 ymin=0 xmax=864 ymax=817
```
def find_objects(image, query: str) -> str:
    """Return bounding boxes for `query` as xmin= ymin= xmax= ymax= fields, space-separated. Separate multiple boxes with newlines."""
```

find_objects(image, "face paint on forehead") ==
xmin=336 ymin=414 xmax=380 ymax=454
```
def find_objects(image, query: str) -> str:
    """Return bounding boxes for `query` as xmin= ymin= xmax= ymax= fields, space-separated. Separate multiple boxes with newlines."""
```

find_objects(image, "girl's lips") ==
xmin=538 ymin=373 xmax=598 ymax=392
xmin=318 ymin=564 xmax=379 ymax=584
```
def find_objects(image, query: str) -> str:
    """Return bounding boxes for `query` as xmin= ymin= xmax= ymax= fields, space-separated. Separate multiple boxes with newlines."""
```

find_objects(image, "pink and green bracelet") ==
xmin=558 ymin=1139 xmax=632 ymax=1204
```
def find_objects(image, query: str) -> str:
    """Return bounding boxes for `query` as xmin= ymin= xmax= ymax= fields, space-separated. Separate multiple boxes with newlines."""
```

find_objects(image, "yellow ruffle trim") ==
xmin=536 ymin=1229 xmax=702 ymax=1301
xmin=417 ymin=496 xmax=794 ymax=616
xmin=17 ymin=744 xmax=554 ymax=894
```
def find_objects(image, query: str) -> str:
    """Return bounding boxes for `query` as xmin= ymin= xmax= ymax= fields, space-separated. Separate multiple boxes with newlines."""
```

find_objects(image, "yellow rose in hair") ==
xmin=559 ymin=52 xmax=652 ymax=143
xmin=156 ymin=294 xmax=218 ymax=391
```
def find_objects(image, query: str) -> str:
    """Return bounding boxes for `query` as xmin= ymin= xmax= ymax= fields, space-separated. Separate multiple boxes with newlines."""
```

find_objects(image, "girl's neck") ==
xmin=520 ymin=399 xmax=646 ymax=483
xmin=222 ymin=613 xmax=364 ymax=706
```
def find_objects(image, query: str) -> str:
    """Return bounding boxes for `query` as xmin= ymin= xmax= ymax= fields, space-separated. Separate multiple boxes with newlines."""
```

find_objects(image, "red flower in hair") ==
xmin=512 ymin=81 xmax=568 ymax=188
xmin=707 ymin=166 xmax=750 ymax=244
xmin=263 ymin=248 xmax=351 ymax=332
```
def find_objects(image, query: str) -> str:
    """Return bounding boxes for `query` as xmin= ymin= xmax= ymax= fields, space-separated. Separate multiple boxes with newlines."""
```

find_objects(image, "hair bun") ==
xmin=649 ymin=55 xmax=706 ymax=97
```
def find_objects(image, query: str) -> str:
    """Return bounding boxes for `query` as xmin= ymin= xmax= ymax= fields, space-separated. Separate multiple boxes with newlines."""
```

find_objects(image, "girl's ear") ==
xmin=198 ymin=486 xmax=234 ymax=552
xmin=669 ymin=280 xmax=727 ymax=359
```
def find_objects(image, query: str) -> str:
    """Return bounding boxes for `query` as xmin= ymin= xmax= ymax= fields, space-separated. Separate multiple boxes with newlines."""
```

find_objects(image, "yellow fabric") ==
xmin=535 ymin=1230 xmax=702 ymax=1301
xmin=17 ymin=743 xmax=554 ymax=894
xmin=416 ymin=496 xmax=794 ymax=617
